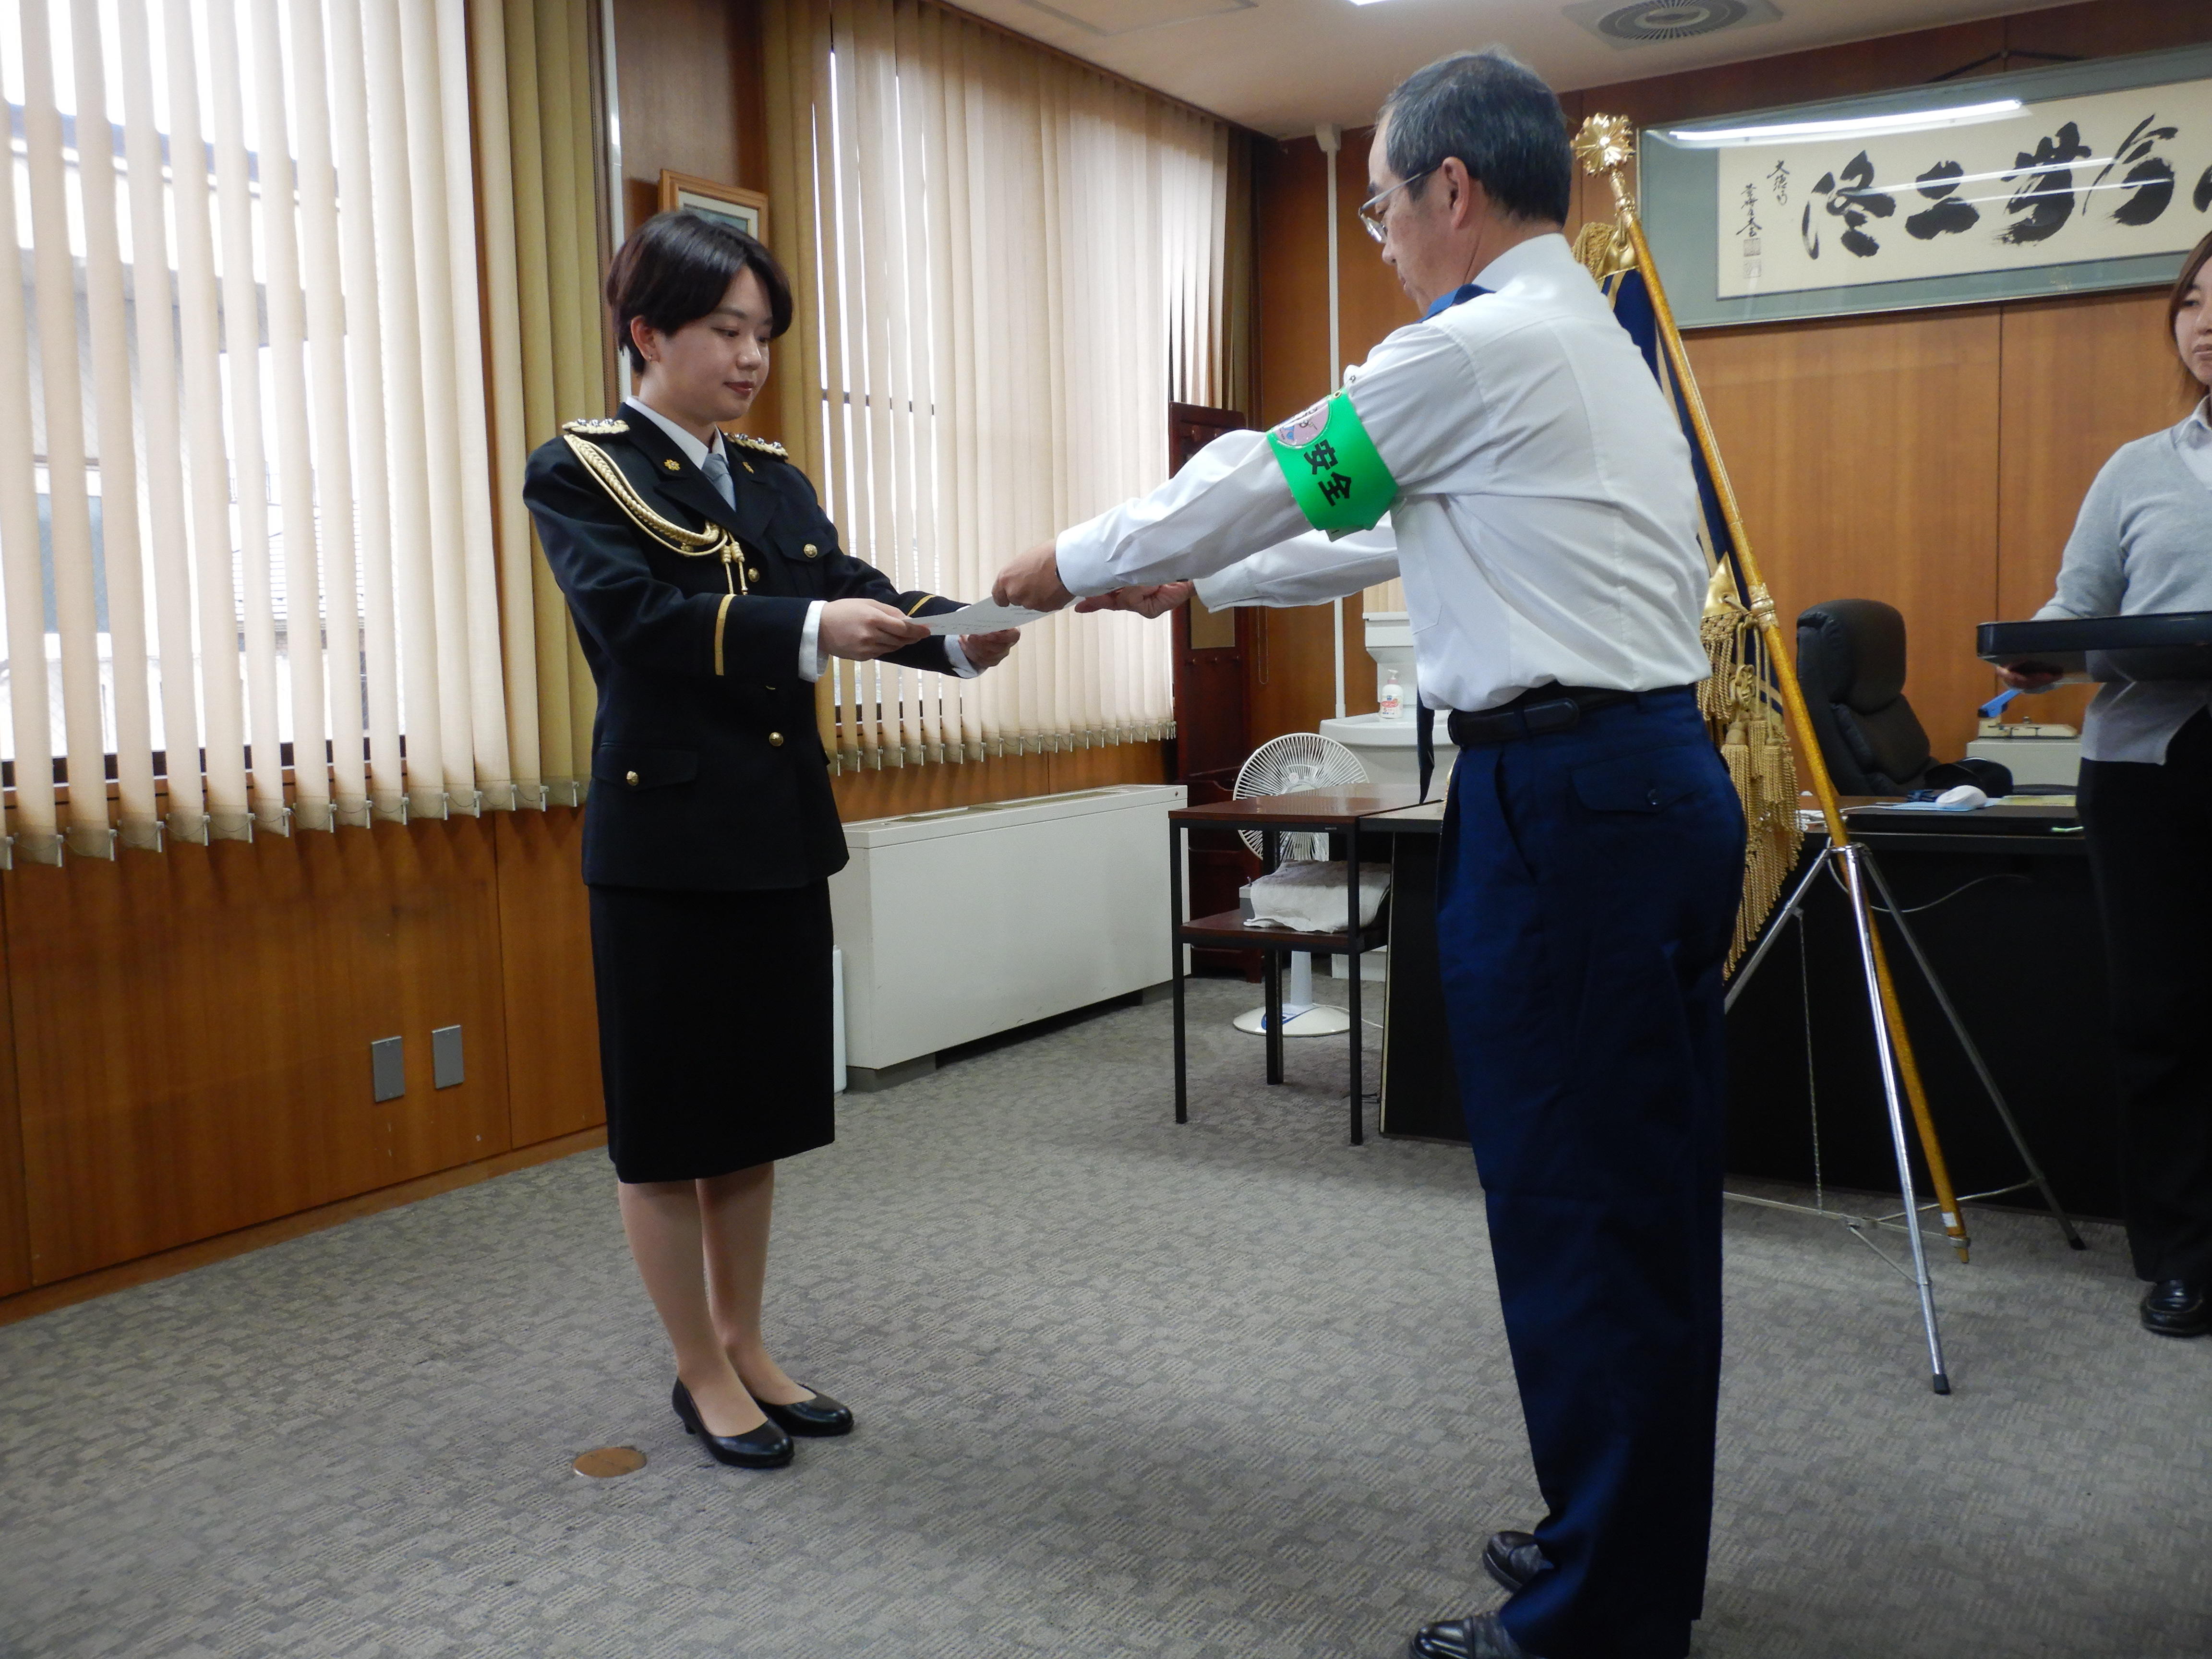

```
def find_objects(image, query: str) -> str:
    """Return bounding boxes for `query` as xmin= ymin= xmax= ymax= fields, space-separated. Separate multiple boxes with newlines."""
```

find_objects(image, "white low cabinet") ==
xmin=830 ymin=784 xmax=1185 ymax=1074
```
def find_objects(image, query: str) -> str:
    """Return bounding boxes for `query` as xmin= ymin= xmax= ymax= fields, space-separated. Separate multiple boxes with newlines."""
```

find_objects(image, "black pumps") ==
xmin=752 ymin=1387 xmax=854 ymax=1438
xmin=671 ymin=1380 xmax=793 ymax=1467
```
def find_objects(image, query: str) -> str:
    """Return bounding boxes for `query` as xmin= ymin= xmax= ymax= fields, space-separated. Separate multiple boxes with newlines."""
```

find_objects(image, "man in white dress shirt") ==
xmin=997 ymin=50 xmax=1744 ymax=1659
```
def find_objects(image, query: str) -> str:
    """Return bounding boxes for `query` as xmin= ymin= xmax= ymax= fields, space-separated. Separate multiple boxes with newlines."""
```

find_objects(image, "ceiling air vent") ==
xmin=1563 ymin=0 xmax=1782 ymax=50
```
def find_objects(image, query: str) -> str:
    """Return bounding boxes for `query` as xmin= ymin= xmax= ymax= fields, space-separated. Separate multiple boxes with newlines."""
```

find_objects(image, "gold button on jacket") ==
xmin=768 ymin=732 xmax=784 ymax=747
xmin=625 ymin=769 xmax=641 ymax=786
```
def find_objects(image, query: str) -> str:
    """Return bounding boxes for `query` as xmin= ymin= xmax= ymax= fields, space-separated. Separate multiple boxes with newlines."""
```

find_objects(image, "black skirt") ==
xmin=589 ymin=880 xmax=835 ymax=1183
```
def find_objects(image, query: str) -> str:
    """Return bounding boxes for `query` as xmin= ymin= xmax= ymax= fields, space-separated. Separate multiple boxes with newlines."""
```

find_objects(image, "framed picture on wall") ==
xmin=658 ymin=170 xmax=768 ymax=244
xmin=1639 ymin=42 xmax=2212 ymax=327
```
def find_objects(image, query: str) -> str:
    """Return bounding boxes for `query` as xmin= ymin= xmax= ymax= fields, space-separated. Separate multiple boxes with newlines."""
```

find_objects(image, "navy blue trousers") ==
xmin=1435 ymin=689 xmax=1743 ymax=1659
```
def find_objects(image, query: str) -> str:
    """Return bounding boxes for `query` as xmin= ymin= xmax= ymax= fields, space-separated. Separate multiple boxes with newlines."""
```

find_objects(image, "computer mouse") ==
xmin=1936 ymin=784 xmax=1987 ymax=812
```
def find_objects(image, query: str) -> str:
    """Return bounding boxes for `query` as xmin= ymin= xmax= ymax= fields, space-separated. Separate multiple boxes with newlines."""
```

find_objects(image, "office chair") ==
xmin=1795 ymin=598 xmax=1936 ymax=795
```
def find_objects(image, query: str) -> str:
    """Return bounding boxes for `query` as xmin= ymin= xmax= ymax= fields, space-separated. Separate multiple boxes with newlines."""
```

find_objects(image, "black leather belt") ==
xmin=1446 ymin=685 xmax=1652 ymax=748
xmin=1414 ymin=685 xmax=1692 ymax=801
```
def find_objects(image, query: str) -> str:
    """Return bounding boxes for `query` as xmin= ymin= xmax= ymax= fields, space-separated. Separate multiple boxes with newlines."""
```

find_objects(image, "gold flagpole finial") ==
xmin=1574 ymin=112 xmax=1641 ymax=224
xmin=1573 ymin=112 xmax=1636 ymax=181
xmin=1570 ymin=114 xmax=1639 ymax=279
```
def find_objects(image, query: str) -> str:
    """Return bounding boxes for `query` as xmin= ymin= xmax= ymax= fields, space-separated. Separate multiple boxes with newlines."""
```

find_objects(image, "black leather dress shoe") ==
xmin=2140 ymin=1279 xmax=2209 ymax=1337
xmin=751 ymin=1386 xmax=854 ymax=1437
xmin=671 ymin=1380 xmax=794 ymax=1467
xmin=1409 ymin=1611 xmax=1540 ymax=1659
xmin=1482 ymin=1530 xmax=1546 ymax=1595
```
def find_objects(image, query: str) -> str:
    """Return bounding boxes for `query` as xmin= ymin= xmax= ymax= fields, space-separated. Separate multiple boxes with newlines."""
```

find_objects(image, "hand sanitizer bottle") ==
xmin=1378 ymin=671 xmax=1402 ymax=721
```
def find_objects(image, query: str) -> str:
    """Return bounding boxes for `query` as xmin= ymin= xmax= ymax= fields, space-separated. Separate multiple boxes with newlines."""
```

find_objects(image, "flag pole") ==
xmin=1575 ymin=115 xmax=1972 ymax=1264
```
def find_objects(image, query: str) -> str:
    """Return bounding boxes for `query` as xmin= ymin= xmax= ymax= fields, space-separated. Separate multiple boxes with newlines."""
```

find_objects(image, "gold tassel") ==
xmin=1685 ymin=557 xmax=1803 ymax=971
xmin=1722 ymin=719 xmax=1750 ymax=803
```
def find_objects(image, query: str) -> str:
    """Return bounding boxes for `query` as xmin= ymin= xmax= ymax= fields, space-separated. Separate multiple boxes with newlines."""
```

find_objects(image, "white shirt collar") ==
xmin=623 ymin=395 xmax=727 ymax=471
xmin=2181 ymin=397 xmax=2212 ymax=443
xmin=1471 ymin=230 xmax=1574 ymax=292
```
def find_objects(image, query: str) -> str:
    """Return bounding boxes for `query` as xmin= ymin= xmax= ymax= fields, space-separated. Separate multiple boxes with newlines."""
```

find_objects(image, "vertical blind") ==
xmin=475 ymin=0 xmax=609 ymax=803
xmin=0 ymin=0 xmax=601 ymax=865
xmin=2 ymin=0 xmax=1235 ymax=869
xmin=764 ymin=0 xmax=1233 ymax=769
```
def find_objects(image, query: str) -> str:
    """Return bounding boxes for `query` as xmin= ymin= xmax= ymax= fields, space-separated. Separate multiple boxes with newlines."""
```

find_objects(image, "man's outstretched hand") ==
xmin=993 ymin=540 xmax=1073 ymax=613
xmin=1072 ymin=582 xmax=1193 ymax=619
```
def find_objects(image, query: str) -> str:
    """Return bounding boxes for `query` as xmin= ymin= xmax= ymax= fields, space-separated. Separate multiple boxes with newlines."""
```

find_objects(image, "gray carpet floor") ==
xmin=2 ymin=978 xmax=2207 ymax=1659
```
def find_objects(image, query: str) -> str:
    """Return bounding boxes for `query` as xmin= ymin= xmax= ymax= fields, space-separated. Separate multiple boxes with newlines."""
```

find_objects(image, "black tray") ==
xmin=1976 ymin=611 xmax=2212 ymax=680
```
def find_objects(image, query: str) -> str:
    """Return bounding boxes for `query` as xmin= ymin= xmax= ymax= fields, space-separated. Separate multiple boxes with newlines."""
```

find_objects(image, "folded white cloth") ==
xmin=1246 ymin=861 xmax=1391 ymax=933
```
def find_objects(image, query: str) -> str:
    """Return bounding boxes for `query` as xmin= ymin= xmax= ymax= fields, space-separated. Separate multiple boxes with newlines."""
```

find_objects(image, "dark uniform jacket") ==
xmin=523 ymin=412 xmax=963 ymax=891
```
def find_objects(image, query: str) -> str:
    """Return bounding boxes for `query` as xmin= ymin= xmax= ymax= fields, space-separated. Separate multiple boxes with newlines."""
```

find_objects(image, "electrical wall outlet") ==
xmin=432 ymin=1024 xmax=464 ymax=1089
xmin=371 ymin=1036 xmax=405 ymax=1102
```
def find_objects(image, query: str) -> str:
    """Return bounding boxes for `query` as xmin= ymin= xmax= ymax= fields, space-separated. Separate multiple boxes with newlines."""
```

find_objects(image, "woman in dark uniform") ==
xmin=524 ymin=213 xmax=1016 ymax=1467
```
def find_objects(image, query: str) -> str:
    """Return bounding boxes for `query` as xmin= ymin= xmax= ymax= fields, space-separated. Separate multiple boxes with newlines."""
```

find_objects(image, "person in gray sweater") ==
xmin=2003 ymin=228 xmax=2212 ymax=1339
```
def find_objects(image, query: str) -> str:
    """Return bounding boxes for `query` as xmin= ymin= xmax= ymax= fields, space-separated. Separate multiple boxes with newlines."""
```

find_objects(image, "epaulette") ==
xmin=727 ymin=431 xmax=789 ymax=461
xmin=561 ymin=416 xmax=629 ymax=437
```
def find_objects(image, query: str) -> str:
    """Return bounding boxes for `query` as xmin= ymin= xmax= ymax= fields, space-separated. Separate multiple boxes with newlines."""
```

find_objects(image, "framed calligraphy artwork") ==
xmin=1639 ymin=44 xmax=2212 ymax=327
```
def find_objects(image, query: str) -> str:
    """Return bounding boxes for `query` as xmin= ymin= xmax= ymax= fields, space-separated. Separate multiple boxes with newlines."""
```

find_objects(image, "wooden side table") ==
xmin=1167 ymin=790 xmax=1416 ymax=1144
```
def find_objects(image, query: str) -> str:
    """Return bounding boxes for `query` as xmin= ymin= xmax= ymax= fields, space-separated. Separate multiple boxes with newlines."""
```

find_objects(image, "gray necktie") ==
xmin=700 ymin=447 xmax=735 ymax=508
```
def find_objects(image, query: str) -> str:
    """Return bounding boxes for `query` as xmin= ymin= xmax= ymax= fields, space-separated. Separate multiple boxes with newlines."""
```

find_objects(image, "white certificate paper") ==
xmin=917 ymin=601 xmax=1047 ymax=635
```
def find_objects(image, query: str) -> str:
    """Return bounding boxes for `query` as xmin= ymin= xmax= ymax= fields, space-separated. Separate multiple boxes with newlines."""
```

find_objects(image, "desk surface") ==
xmin=1170 ymin=789 xmax=1420 ymax=826
xmin=1357 ymin=793 xmax=2084 ymax=848
xmin=1364 ymin=801 xmax=1448 ymax=832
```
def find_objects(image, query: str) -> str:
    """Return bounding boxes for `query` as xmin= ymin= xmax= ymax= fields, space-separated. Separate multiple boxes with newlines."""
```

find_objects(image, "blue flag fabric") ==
xmin=1599 ymin=267 xmax=1750 ymax=612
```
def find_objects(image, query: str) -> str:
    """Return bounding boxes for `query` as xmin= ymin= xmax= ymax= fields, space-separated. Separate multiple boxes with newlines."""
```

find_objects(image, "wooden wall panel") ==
xmin=1995 ymin=291 xmax=2195 ymax=733
xmin=1255 ymin=135 xmax=1330 ymax=428
xmin=0 ymin=917 xmax=25 ymax=1297
xmin=828 ymin=742 xmax=1166 ymax=823
xmin=2006 ymin=0 xmax=2212 ymax=60
xmin=495 ymin=807 xmax=604 ymax=1147
xmin=1248 ymin=136 xmax=1336 ymax=745
xmin=612 ymin=0 xmax=765 ymax=238
xmin=1333 ymin=128 xmax=1404 ymax=384
xmin=383 ymin=822 xmax=514 ymax=1183
xmin=611 ymin=0 xmax=777 ymax=441
xmin=1688 ymin=309 xmax=2002 ymax=760
xmin=9 ymin=820 xmax=510 ymax=1285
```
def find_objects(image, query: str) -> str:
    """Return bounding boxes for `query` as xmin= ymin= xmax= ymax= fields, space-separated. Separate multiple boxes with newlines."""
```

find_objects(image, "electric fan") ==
xmin=1229 ymin=733 xmax=1369 ymax=1038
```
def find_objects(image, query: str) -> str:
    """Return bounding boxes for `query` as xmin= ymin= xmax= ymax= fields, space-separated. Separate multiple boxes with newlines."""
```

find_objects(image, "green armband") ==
xmin=1267 ymin=391 xmax=1395 ymax=537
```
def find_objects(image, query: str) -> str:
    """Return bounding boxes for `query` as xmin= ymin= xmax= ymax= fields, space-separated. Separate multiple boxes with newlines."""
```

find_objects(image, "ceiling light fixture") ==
xmin=1665 ymin=98 xmax=2023 ymax=147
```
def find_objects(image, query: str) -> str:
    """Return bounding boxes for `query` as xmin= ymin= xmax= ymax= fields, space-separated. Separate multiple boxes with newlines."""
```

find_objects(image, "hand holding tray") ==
xmin=1976 ymin=612 xmax=2212 ymax=681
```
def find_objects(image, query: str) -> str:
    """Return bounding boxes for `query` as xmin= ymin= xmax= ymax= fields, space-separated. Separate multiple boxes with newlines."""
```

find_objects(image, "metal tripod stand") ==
xmin=1725 ymin=835 xmax=2088 ymax=1394
xmin=1574 ymin=109 xmax=2090 ymax=1394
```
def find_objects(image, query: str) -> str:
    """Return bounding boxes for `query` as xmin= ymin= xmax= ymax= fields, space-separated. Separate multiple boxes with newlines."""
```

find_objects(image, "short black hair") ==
xmin=605 ymin=211 xmax=794 ymax=373
xmin=1378 ymin=49 xmax=1573 ymax=227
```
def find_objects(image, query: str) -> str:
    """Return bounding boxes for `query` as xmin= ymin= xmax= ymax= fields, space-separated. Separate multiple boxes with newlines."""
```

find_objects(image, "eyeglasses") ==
xmin=1357 ymin=169 xmax=1432 ymax=243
